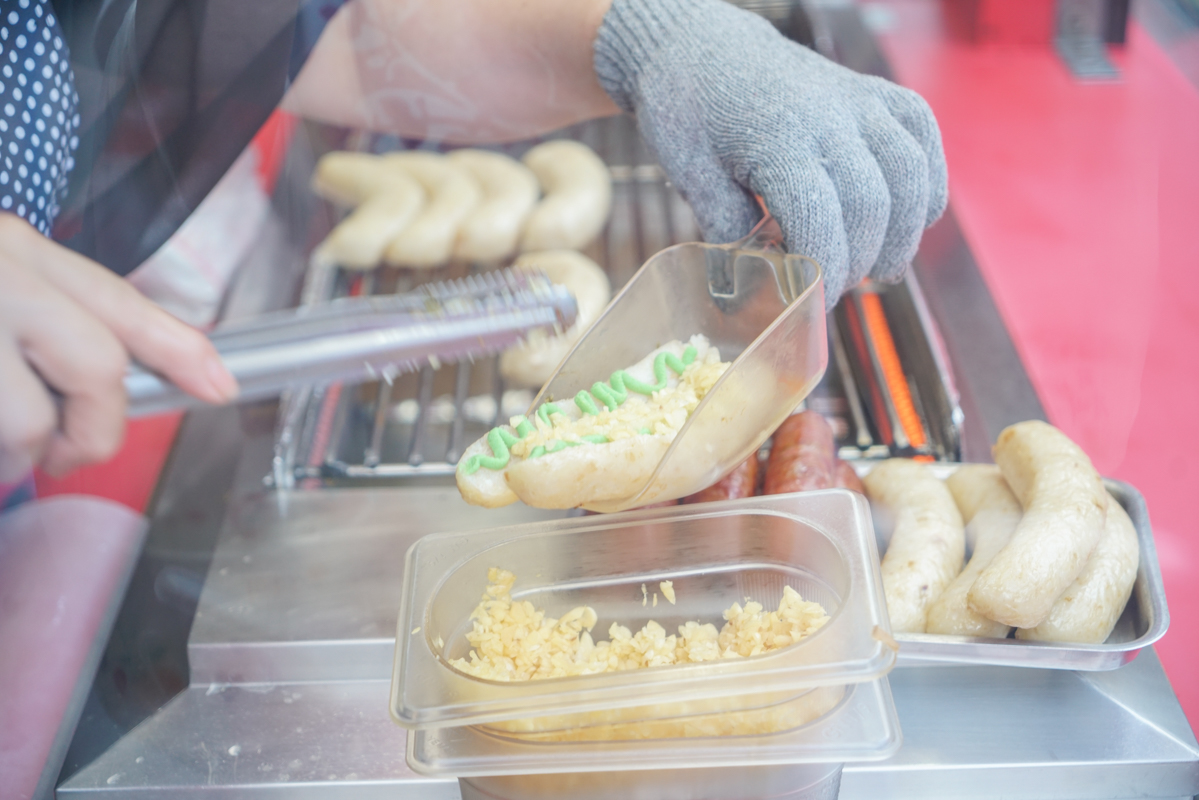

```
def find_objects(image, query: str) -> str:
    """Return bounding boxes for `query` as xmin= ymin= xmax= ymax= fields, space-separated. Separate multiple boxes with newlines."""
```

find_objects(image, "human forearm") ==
xmin=283 ymin=0 xmax=620 ymax=143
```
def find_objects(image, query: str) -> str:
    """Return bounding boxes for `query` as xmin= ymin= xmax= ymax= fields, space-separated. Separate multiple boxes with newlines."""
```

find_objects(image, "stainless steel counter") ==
xmin=59 ymin=487 xmax=1199 ymax=799
xmin=55 ymin=4 xmax=1199 ymax=799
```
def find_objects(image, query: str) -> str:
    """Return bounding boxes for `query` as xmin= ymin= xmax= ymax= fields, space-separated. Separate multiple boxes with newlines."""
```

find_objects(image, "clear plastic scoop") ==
xmin=529 ymin=213 xmax=827 ymax=512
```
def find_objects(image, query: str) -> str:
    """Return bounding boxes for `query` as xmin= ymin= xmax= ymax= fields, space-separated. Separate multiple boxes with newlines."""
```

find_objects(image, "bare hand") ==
xmin=0 ymin=215 xmax=238 ymax=479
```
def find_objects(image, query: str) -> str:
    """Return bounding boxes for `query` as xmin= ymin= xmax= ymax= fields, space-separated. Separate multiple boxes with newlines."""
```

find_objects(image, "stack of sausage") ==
xmin=312 ymin=142 xmax=616 ymax=390
xmin=668 ymin=410 xmax=861 ymax=505
xmin=862 ymin=421 xmax=1139 ymax=644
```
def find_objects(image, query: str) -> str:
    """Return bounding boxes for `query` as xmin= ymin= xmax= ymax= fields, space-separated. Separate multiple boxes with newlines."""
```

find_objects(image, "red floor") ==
xmin=879 ymin=2 xmax=1199 ymax=732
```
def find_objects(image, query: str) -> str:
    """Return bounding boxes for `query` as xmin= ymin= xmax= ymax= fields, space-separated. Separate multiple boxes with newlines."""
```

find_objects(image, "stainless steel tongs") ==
xmin=125 ymin=269 xmax=577 ymax=418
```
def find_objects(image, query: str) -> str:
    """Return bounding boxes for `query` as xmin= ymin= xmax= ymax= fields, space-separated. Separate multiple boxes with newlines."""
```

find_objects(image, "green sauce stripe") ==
xmin=459 ymin=427 xmax=521 ymax=475
xmin=573 ymin=346 xmax=697 ymax=415
xmin=529 ymin=434 xmax=611 ymax=460
xmin=458 ymin=344 xmax=699 ymax=473
xmin=537 ymin=403 xmax=563 ymax=427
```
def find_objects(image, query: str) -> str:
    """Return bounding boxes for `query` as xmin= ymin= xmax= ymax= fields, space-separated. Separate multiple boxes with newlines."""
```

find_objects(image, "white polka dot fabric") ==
xmin=0 ymin=0 xmax=79 ymax=235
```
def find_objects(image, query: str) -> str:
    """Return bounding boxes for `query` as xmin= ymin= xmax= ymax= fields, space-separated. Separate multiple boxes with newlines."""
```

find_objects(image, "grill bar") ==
xmin=275 ymin=115 xmax=960 ymax=486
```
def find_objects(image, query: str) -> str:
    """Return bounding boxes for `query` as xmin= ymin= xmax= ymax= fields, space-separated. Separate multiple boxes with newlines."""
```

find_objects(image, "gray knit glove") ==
xmin=594 ymin=0 xmax=948 ymax=305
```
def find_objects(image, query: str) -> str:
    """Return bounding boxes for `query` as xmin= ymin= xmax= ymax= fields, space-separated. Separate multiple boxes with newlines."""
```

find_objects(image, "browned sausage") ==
xmin=834 ymin=460 xmax=866 ymax=494
xmin=763 ymin=411 xmax=836 ymax=495
xmin=681 ymin=455 xmax=760 ymax=504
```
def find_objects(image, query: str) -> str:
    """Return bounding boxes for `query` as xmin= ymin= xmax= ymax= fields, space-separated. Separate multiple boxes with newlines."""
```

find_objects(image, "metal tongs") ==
xmin=531 ymin=213 xmax=828 ymax=512
xmin=125 ymin=269 xmax=577 ymax=418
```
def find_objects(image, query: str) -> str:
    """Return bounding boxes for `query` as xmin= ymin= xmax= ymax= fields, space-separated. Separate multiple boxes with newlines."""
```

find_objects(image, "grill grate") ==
xmin=273 ymin=115 xmax=960 ymax=489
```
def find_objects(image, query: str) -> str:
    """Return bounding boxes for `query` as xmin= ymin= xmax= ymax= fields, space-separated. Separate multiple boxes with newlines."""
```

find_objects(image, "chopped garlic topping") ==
xmin=660 ymin=580 xmax=676 ymax=605
xmin=448 ymin=568 xmax=829 ymax=682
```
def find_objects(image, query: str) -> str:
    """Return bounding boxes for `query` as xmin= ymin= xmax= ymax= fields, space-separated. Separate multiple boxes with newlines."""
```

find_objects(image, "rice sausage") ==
xmin=448 ymin=149 xmax=540 ymax=262
xmin=498 ymin=250 xmax=611 ymax=389
xmin=1016 ymin=493 xmax=1139 ymax=643
xmin=383 ymin=152 xmax=482 ymax=269
xmin=969 ymin=421 xmax=1108 ymax=629
xmin=863 ymin=459 xmax=965 ymax=633
xmin=682 ymin=455 xmax=760 ymax=504
xmin=762 ymin=412 xmax=836 ymax=495
xmin=520 ymin=141 xmax=612 ymax=252
xmin=925 ymin=465 xmax=1018 ymax=638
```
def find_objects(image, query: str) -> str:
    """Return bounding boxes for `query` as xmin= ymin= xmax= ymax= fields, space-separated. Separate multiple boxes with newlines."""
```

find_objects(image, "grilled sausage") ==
xmin=681 ymin=455 xmax=760 ymax=504
xmin=762 ymin=411 xmax=836 ymax=495
xmin=833 ymin=460 xmax=865 ymax=494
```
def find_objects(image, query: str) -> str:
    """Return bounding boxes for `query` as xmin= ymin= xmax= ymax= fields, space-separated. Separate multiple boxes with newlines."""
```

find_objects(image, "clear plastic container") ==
xmin=390 ymin=491 xmax=895 ymax=733
xmin=458 ymin=758 xmax=845 ymax=800
xmin=530 ymin=214 xmax=827 ymax=511
xmin=407 ymin=677 xmax=898 ymax=778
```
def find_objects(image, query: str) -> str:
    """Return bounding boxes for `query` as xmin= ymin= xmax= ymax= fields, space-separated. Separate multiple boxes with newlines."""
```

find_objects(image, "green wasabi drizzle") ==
xmin=459 ymin=345 xmax=699 ymax=475
xmin=527 ymin=434 xmax=611 ymax=460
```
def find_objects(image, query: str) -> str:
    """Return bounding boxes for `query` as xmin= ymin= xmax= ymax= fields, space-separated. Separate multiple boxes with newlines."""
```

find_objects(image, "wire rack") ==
xmin=271 ymin=113 xmax=960 ymax=490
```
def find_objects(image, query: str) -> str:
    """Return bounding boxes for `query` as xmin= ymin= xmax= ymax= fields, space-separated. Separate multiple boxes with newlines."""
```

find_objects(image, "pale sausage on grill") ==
xmin=681 ymin=455 xmax=760 ymax=504
xmin=520 ymin=141 xmax=612 ymax=252
xmin=762 ymin=411 xmax=836 ymax=495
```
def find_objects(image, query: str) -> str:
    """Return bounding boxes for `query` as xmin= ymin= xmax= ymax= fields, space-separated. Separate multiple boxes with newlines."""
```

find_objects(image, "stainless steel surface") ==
xmin=187 ymin=488 xmax=564 ymax=686
xmin=911 ymin=210 xmax=1048 ymax=461
xmin=57 ymin=647 xmax=1199 ymax=798
xmin=125 ymin=270 xmax=577 ymax=418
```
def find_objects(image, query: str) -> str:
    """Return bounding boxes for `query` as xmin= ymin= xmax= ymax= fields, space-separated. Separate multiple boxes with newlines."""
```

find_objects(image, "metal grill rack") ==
xmin=272 ymin=114 xmax=962 ymax=490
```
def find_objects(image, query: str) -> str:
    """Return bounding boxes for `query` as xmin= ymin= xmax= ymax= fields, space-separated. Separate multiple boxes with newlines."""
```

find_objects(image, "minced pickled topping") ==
xmin=448 ymin=568 xmax=830 ymax=682
xmin=458 ymin=342 xmax=730 ymax=475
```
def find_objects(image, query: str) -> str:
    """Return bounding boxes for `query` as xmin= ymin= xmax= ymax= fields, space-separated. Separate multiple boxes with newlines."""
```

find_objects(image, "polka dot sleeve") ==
xmin=0 ymin=0 xmax=79 ymax=236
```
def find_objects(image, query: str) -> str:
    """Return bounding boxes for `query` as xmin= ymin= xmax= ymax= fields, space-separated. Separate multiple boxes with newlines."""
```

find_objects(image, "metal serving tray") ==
xmin=857 ymin=463 xmax=1170 ymax=671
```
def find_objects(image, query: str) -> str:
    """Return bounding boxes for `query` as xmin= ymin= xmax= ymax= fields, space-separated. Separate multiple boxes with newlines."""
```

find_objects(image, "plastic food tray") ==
xmin=855 ymin=463 xmax=1169 ymax=670
xmin=391 ymin=492 xmax=896 ymax=734
xmin=410 ymin=678 xmax=899 ymax=779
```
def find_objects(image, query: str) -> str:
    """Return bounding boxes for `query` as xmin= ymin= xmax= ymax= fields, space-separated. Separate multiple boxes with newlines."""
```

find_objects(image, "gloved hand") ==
xmin=594 ymin=0 xmax=948 ymax=305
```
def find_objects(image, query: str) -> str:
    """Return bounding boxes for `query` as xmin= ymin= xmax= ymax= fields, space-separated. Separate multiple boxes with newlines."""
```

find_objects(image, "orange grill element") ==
xmin=860 ymin=292 xmax=928 ymax=451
